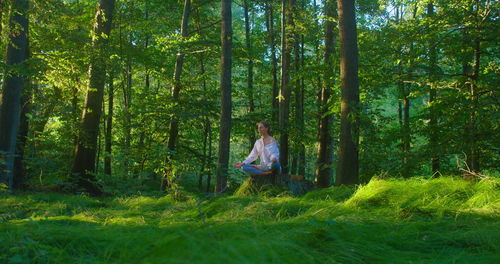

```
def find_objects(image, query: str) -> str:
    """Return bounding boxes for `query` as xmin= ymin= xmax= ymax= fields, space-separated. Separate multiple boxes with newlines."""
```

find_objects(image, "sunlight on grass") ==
xmin=1 ymin=176 xmax=499 ymax=263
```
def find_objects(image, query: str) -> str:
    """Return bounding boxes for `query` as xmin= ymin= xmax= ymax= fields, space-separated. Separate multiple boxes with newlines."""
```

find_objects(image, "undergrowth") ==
xmin=0 ymin=176 xmax=498 ymax=263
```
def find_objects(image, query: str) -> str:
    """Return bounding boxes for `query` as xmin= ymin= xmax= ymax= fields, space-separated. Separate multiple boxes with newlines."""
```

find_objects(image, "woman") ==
xmin=233 ymin=121 xmax=281 ymax=176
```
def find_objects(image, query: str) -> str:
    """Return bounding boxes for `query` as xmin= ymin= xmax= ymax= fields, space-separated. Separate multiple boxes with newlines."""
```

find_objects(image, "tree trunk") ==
xmin=13 ymin=78 xmax=30 ymax=190
xmin=104 ymin=74 xmax=113 ymax=176
xmin=206 ymin=119 xmax=213 ymax=193
xmin=243 ymin=0 xmax=255 ymax=152
xmin=279 ymin=0 xmax=293 ymax=177
xmin=316 ymin=0 xmax=335 ymax=187
xmin=0 ymin=0 xmax=29 ymax=191
xmin=13 ymin=40 xmax=31 ymax=190
xmin=162 ymin=0 xmax=191 ymax=191
xmin=198 ymin=52 xmax=209 ymax=191
xmin=215 ymin=0 xmax=232 ymax=193
xmin=265 ymin=2 xmax=279 ymax=128
xmin=291 ymin=35 xmax=300 ymax=176
xmin=70 ymin=0 xmax=116 ymax=195
xmin=402 ymin=88 xmax=410 ymax=178
xmin=336 ymin=0 xmax=359 ymax=186
xmin=427 ymin=1 xmax=440 ymax=174
xmin=467 ymin=36 xmax=480 ymax=171
xmin=298 ymin=34 xmax=305 ymax=177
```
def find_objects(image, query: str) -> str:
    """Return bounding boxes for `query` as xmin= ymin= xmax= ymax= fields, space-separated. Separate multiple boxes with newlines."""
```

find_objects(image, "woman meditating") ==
xmin=233 ymin=121 xmax=281 ymax=176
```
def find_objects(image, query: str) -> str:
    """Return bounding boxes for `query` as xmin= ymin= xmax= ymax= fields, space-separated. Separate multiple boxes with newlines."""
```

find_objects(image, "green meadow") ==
xmin=1 ymin=176 xmax=499 ymax=264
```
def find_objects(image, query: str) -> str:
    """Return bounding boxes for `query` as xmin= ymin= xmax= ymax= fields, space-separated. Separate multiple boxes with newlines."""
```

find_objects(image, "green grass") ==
xmin=1 ymin=176 xmax=499 ymax=263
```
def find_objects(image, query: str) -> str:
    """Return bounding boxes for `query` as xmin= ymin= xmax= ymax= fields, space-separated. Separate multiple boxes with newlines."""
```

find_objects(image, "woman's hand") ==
xmin=233 ymin=163 xmax=244 ymax=168
xmin=250 ymin=165 xmax=264 ymax=170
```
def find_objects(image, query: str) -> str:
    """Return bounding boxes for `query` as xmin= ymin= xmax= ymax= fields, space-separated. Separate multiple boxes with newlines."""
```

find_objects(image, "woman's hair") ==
xmin=258 ymin=121 xmax=272 ymax=136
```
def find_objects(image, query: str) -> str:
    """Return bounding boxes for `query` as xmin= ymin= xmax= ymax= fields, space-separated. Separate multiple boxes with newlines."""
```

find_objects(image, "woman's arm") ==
xmin=242 ymin=140 xmax=260 ymax=165
xmin=269 ymin=141 xmax=279 ymax=162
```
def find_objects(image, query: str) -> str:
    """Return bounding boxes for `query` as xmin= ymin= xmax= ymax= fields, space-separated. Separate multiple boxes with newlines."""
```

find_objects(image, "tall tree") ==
xmin=316 ymin=0 xmax=335 ymax=187
xmin=243 ymin=0 xmax=255 ymax=152
xmin=13 ymin=42 xmax=31 ymax=190
xmin=265 ymin=2 xmax=279 ymax=128
xmin=215 ymin=0 xmax=232 ymax=192
xmin=162 ymin=0 xmax=191 ymax=190
xmin=70 ymin=0 xmax=116 ymax=195
xmin=0 ymin=0 xmax=29 ymax=191
xmin=336 ymin=0 xmax=359 ymax=185
xmin=427 ymin=1 xmax=440 ymax=174
xmin=104 ymin=73 xmax=114 ymax=176
xmin=279 ymin=0 xmax=293 ymax=176
xmin=465 ymin=0 xmax=483 ymax=172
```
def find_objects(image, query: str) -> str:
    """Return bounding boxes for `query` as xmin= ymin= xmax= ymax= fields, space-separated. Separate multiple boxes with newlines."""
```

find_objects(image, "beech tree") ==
xmin=279 ymin=0 xmax=293 ymax=176
xmin=316 ymin=0 xmax=335 ymax=187
xmin=0 ymin=0 xmax=29 ymax=191
xmin=215 ymin=0 xmax=232 ymax=192
xmin=336 ymin=0 xmax=359 ymax=185
xmin=70 ymin=0 xmax=116 ymax=195
xmin=162 ymin=0 xmax=191 ymax=191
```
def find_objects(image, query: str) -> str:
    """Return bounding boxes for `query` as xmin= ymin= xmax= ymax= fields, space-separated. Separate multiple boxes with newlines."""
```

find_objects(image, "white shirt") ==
xmin=243 ymin=138 xmax=280 ymax=169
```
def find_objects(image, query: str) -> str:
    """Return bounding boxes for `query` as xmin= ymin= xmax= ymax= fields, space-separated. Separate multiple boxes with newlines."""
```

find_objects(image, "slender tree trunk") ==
xmin=243 ymin=0 xmax=255 ymax=152
xmin=198 ymin=53 xmax=209 ymax=191
xmin=336 ymin=0 xmax=359 ymax=185
xmin=162 ymin=0 xmax=191 ymax=191
xmin=71 ymin=71 xmax=79 ymax=145
xmin=467 ymin=34 xmax=480 ymax=171
xmin=0 ymin=0 xmax=29 ymax=191
xmin=313 ymin=0 xmax=322 ymax=146
xmin=123 ymin=54 xmax=132 ymax=174
xmin=206 ymin=120 xmax=212 ymax=193
xmin=291 ymin=34 xmax=300 ymax=176
xmin=279 ymin=0 xmax=293 ymax=176
xmin=298 ymin=34 xmax=305 ymax=177
xmin=316 ymin=0 xmax=336 ymax=187
xmin=215 ymin=0 xmax=232 ymax=192
xmin=427 ymin=2 xmax=440 ymax=174
xmin=402 ymin=88 xmax=410 ymax=178
xmin=265 ymin=2 xmax=279 ymax=128
xmin=199 ymin=116 xmax=209 ymax=191
xmin=70 ymin=0 xmax=116 ymax=195
xmin=104 ymin=74 xmax=113 ymax=176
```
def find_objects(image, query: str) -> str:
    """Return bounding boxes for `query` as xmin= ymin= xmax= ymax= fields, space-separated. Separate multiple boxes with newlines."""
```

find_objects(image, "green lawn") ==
xmin=1 ymin=177 xmax=499 ymax=264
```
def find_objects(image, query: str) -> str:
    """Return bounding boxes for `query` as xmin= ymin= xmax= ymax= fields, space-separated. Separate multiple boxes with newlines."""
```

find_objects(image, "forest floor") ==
xmin=0 ymin=176 xmax=499 ymax=264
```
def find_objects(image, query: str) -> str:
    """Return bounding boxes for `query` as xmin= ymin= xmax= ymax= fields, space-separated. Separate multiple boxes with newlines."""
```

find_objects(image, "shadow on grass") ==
xmin=1 ymin=208 xmax=498 ymax=264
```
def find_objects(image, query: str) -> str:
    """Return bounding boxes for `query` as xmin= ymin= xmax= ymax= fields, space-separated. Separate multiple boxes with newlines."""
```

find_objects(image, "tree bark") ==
xmin=104 ymin=74 xmax=113 ymax=176
xmin=279 ymin=0 xmax=293 ymax=176
xmin=70 ymin=0 xmax=116 ymax=195
xmin=0 ymin=0 xmax=29 ymax=191
xmin=467 ymin=33 xmax=480 ymax=171
xmin=427 ymin=2 xmax=440 ymax=174
xmin=215 ymin=0 xmax=232 ymax=192
xmin=316 ymin=0 xmax=336 ymax=187
xmin=298 ymin=34 xmax=305 ymax=177
xmin=123 ymin=51 xmax=132 ymax=175
xmin=265 ymin=2 xmax=279 ymax=128
xmin=206 ymin=118 xmax=213 ymax=193
xmin=336 ymin=0 xmax=359 ymax=185
xmin=243 ymin=0 xmax=255 ymax=152
xmin=162 ymin=0 xmax=191 ymax=191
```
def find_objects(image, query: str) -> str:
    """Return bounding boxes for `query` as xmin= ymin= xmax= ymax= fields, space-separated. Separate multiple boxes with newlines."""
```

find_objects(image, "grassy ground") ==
xmin=0 ymin=176 xmax=499 ymax=264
